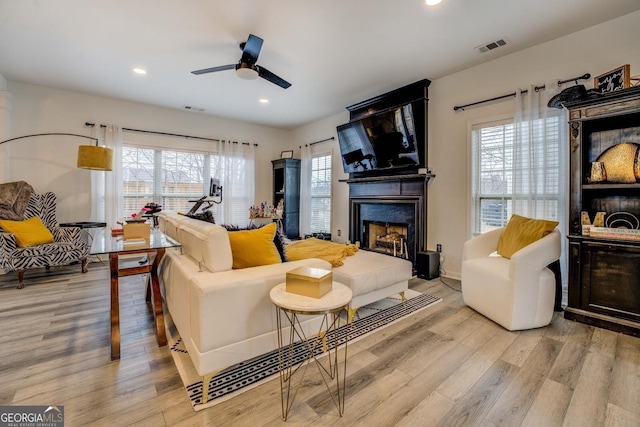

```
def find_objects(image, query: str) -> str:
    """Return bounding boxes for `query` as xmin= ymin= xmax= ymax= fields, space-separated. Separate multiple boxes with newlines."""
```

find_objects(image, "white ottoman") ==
xmin=332 ymin=250 xmax=413 ymax=321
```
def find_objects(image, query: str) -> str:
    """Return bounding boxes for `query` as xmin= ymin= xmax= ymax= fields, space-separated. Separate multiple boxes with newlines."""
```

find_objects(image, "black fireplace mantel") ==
xmin=344 ymin=174 xmax=429 ymax=267
xmin=339 ymin=172 xmax=435 ymax=184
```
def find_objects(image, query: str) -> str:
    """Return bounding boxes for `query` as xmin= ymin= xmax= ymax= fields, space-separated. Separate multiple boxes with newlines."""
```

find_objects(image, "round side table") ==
xmin=270 ymin=281 xmax=352 ymax=421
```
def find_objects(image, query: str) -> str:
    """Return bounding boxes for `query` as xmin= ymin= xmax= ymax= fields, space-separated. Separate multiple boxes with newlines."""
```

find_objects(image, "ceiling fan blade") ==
xmin=191 ymin=64 xmax=235 ymax=75
xmin=240 ymin=34 xmax=263 ymax=64
xmin=257 ymin=66 xmax=291 ymax=89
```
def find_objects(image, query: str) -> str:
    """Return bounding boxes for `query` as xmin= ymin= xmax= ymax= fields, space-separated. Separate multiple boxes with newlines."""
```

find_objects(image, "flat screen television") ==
xmin=337 ymin=103 xmax=420 ymax=174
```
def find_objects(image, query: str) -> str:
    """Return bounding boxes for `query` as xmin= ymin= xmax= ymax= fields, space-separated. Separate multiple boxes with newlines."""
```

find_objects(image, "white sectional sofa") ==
xmin=157 ymin=212 xmax=412 ymax=399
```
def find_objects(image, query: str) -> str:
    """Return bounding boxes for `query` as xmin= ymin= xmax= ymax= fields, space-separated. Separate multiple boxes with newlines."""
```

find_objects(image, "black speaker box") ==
xmin=416 ymin=251 xmax=440 ymax=280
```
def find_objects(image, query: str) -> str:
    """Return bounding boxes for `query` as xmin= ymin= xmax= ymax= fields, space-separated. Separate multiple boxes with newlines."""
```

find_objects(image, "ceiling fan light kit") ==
xmin=191 ymin=34 xmax=291 ymax=89
xmin=236 ymin=64 xmax=259 ymax=80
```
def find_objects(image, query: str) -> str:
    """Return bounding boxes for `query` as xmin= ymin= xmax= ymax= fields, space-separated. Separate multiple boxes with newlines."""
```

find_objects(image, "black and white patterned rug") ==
xmin=168 ymin=289 xmax=441 ymax=411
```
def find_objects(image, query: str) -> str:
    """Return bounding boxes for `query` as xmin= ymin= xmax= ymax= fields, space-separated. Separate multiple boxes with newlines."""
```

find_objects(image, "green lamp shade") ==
xmin=77 ymin=145 xmax=113 ymax=171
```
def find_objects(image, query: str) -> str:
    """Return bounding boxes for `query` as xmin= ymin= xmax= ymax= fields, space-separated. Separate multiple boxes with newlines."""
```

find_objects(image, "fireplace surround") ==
xmin=339 ymin=79 xmax=432 ymax=269
xmin=346 ymin=174 xmax=428 ymax=267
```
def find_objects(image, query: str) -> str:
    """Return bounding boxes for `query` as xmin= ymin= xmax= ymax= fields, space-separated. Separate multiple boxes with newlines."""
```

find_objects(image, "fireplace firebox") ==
xmin=365 ymin=221 xmax=410 ymax=258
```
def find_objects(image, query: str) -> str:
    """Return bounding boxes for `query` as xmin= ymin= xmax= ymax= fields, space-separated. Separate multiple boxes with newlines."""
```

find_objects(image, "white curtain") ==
xmin=299 ymin=144 xmax=312 ymax=237
xmin=512 ymin=82 xmax=568 ymax=285
xmin=215 ymin=140 xmax=255 ymax=226
xmin=90 ymin=124 xmax=123 ymax=227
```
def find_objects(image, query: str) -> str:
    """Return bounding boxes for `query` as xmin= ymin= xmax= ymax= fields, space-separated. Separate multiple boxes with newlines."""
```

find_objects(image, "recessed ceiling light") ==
xmin=425 ymin=0 xmax=442 ymax=5
xmin=132 ymin=68 xmax=147 ymax=75
xmin=259 ymin=97 xmax=269 ymax=104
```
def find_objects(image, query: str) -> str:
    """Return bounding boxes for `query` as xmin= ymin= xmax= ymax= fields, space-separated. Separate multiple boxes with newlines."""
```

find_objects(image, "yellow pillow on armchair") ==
xmin=0 ymin=217 xmax=55 ymax=247
xmin=497 ymin=214 xmax=558 ymax=259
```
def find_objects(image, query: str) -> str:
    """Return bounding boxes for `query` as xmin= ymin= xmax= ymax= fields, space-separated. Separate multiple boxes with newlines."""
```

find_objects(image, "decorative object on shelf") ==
xmin=0 ymin=132 xmax=113 ymax=171
xmin=590 ymin=227 xmax=640 ymax=241
xmin=632 ymin=75 xmax=640 ymax=87
xmin=589 ymin=161 xmax=607 ymax=183
xmin=595 ymin=142 xmax=640 ymax=183
xmin=587 ymin=211 xmax=640 ymax=241
xmin=548 ymin=85 xmax=589 ymax=109
xmin=280 ymin=150 xmax=294 ymax=159
xmin=548 ymin=84 xmax=605 ymax=109
xmin=594 ymin=64 xmax=631 ymax=93
xmin=581 ymin=211 xmax=606 ymax=236
xmin=249 ymin=201 xmax=281 ymax=219
xmin=605 ymin=211 xmax=639 ymax=230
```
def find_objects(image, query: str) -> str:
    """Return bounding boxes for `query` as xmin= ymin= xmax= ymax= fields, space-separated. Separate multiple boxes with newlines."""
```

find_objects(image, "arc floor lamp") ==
xmin=0 ymin=132 xmax=113 ymax=171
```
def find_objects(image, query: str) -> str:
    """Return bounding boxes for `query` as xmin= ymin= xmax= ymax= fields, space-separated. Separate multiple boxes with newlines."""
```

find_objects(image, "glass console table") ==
xmin=90 ymin=228 xmax=181 ymax=360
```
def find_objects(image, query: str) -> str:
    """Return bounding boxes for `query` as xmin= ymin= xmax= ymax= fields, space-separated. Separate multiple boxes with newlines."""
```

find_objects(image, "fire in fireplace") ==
xmin=364 ymin=221 xmax=410 ymax=259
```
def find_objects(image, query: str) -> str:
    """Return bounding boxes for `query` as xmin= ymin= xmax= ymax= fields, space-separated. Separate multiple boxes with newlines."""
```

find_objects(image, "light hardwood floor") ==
xmin=1 ymin=263 xmax=639 ymax=426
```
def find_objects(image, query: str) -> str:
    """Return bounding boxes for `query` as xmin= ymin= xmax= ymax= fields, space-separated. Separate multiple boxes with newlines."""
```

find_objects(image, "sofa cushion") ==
xmin=159 ymin=213 xmax=192 ymax=241
xmin=228 ymin=222 xmax=282 ymax=269
xmin=179 ymin=221 xmax=233 ymax=272
xmin=332 ymin=250 xmax=413 ymax=297
xmin=0 ymin=217 xmax=55 ymax=247
xmin=497 ymin=214 xmax=558 ymax=259
xmin=221 ymin=223 xmax=288 ymax=262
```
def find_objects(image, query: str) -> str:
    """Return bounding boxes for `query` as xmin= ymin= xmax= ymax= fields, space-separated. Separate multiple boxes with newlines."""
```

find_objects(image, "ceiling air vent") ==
xmin=183 ymin=105 xmax=206 ymax=112
xmin=475 ymin=38 xmax=509 ymax=53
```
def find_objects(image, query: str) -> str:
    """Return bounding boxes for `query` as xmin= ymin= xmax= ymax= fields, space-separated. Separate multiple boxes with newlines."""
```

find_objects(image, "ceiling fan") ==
xmin=191 ymin=34 xmax=292 ymax=89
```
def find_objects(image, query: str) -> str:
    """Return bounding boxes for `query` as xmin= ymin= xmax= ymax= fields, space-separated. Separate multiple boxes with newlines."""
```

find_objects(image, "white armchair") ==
xmin=461 ymin=227 xmax=561 ymax=331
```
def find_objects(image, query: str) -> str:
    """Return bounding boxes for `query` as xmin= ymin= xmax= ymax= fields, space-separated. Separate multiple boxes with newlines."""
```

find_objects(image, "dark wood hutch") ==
xmin=564 ymin=85 xmax=640 ymax=337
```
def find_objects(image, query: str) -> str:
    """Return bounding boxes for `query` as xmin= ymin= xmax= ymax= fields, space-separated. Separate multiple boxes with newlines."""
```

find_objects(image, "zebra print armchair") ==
xmin=0 ymin=192 xmax=89 ymax=289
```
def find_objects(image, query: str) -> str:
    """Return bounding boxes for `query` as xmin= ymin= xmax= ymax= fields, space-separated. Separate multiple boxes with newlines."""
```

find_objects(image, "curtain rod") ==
xmin=84 ymin=122 xmax=258 ymax=146
xmin=453 ymin=73 xmax=591 ymax=111
xmin=299 ymin=136 xmax=335 ymax=148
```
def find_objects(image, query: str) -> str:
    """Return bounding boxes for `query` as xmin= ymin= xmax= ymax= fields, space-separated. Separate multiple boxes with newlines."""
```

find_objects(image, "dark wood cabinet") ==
xmin=272 ymin=158 xmax=300 ymax=239
xmin=564 ymin=86 xmax=640 ymax=337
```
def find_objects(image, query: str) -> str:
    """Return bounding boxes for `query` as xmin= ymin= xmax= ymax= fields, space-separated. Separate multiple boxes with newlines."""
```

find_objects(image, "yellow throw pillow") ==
xmin=497 ymin=214 xmax=558 ymax=259
xmin=227 ymin=222 xmax=282 ymax=269
xmin=0 ymin=217 xmax=55 ymax=247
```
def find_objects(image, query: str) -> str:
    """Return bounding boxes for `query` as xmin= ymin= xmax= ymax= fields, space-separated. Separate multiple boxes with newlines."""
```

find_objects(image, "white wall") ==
xmin=3 ymin=82 xmax=293 ymax=224
xmin=295 ymin=10 xmax=640 ymax=279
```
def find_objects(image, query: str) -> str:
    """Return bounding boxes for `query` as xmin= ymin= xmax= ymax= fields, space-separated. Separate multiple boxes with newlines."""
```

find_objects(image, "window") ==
xmin=122 ymin=147 xmax=210 ymax=214
xmin=471 ymin=116 xmax=562 ymax=235
xmin=121 ymin=144 xmax=252 ymax=225
xmin=310 ymin=153 xmax=331 ymax=233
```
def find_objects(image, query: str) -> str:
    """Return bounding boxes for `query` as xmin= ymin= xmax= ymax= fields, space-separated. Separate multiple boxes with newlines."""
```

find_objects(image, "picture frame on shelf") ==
xmin=594 ymin=64 xmax=630 ymax=93
xmin=280 ymin=150 xmax=294 ymax=159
